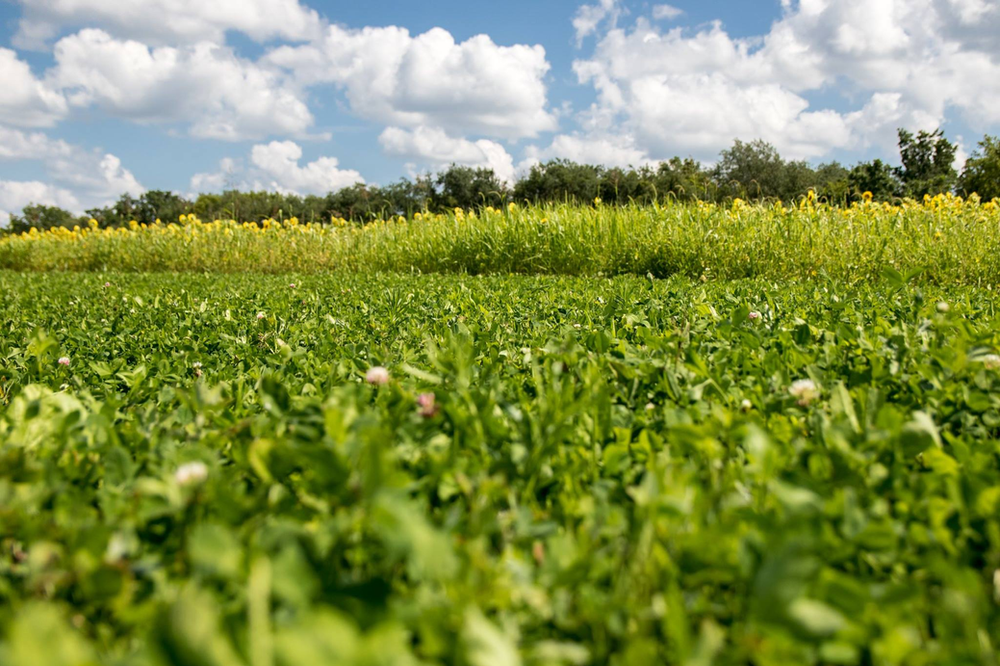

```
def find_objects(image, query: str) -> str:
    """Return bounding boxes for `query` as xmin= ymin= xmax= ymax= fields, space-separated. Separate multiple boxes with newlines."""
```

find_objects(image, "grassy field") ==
xmin=2 ymin=197 xmax=1000 ymax=284
xmin=2 ymin=270 xmax=1000 ymax=664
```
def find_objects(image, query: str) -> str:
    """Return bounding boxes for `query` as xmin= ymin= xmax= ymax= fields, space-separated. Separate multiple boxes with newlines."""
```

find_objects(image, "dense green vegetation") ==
xmin=4 ymin=197 xmax=1000 ymax=287
xmin=4 ymin=129 xmax=997 ymax=232
xmin=3 ymin=271 xmax=1000 ymax=665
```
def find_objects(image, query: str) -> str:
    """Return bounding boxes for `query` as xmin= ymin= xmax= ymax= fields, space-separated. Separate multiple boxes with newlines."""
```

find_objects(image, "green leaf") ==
xmin=787 ymin=598 xmax=847 ymax=637
xmin=463 ymin=609 xmax=521 ymax=666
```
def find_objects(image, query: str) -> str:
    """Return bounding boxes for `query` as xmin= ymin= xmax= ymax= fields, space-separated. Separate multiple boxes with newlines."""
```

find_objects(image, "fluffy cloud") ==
xmin=0 ymin=181 xmax=80 ymax=226
xmin=14 ymin=0 xmax=323 ymax=49
xmin=4 ymin=15 xmax=558 ymax=158
xmin=0 ymin=126 xmax=143 ymax=214
xmin=573 ymin=0 xmax=622 ymax=45
xmin=266 ymin=25 xmax=556 ymax=139
xmin=0 ymin=48 xmax=68 ymax=127
xmin=758 ymin=0 xmax=1000 ymax=127
xmin=0 ymin=126 xmax=74 ymax=160
xmin=379 ymin=126 xmax=516 ymax=183
xmin=521 ymin=133 xmax=651 ymax=171
xmin=651 ymin=5 xmax=683 ymax=21
xmin=250 ymin=141 xmax=363 ymax=194
xmin=570 ymin=0 xmax=1000 ymax=162
xmin=190 ymin=142 xmax=363 ymax=196
xmin=49 ymin=153 xmax=145 ymax=203
xmin=48 ymin=29 xmax=315 ymax=141
xmin=189 ymin=158 xmax=238 ymax=193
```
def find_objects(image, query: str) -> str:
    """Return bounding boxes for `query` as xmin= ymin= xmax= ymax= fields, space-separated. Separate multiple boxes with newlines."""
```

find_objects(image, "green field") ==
xmin=3 ymin=270 xmax=1000 ymax=665
xmin=4 ymin=198 xmax=1000 ymax=286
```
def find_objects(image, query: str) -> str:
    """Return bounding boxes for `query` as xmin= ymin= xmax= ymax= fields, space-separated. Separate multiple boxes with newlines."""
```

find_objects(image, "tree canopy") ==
xmin=4 ymin=128 xmax=996 ymax=233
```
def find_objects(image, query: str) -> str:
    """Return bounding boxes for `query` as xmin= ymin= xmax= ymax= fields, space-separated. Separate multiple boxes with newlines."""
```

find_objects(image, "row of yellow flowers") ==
xmin=5 ymin=192 xmax=997 ymax=248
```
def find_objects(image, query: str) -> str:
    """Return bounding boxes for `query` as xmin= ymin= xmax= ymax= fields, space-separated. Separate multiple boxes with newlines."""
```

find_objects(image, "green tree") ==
xmin=813 ymin=162 xmax=850 ymax=204
xmin=652 ymin=157 xmax=714 ymax=201
xmin=85 ymin=194 xmax=136 ymax=229
xmin=957 ymin=135 xmax=1000 ymax=200
xmin=379 ymin=177 xmax=433 ymax=218
xmin=134 ymin=190 xmax=192 ymax=225
xmin=432 ymin=165 xmax=509 ymax=211
xmin=896 ymin=128 xmax=957 ymax=198
xmin=848 ymin=159 xmax=899 ymax=201
xmin=514 ymin=160 xmax=603 ymax=204
xmin=781 ymin=160 xmax=820 ymax=201
xmin=712 ymin=139 xmax=788 ymax=200
xmin=324 ymin=184 xmax=384 ymax=222
xmin=5 ymin=204 xmax=80 ymax=234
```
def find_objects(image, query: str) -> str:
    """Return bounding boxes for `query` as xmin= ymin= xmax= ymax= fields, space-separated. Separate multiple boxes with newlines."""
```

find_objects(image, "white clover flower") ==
xmin=256 ymin=312 xmax=266 ymax=320
xmin=58 ymin=357 xmax=70 ymax=367
xmin=740 ymin=399 xmax=753 ymax=412
xmin=105 ymin=532 xmax=131 ymax=563
xmin=175 ymin=461 xmax=208 ymax=487
xmin=980 ymin=354 xmax=1000 ymax=370
xmin=748 ymin=311 xmax=761 ymax=321
xmin=192 ymin=362 xmax=202 ymax=369
xmin=936 ymin=302 xmax=950 ymax=313
xmin=366 ymin=366 xmax=390 ymax=385
xmin=789 ymin=379 xmax=819 ymax=406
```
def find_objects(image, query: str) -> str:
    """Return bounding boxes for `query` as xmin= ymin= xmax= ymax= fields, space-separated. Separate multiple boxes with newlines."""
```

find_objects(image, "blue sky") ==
xmin=2 ymin=0 xmax=999 ymax=221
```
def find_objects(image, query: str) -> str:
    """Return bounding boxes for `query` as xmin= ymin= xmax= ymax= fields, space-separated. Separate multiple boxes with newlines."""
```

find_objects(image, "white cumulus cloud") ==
xmin=568 ymin=0 xmax=1000 ymax=163
xmin=266 ymin=25 xmax=556 ymax=140
xmin=651 ymin=5 xmax=683 ymax=21
xmin=521 ymin=133 xmax=652 ymax=171
xmin=573 ymin=0 xmax=623 ymax=46
xmin=0 ymin=48 xmax=68 ymax=127
xmin=0 ymin=125 xmax=143 ymax=219
xmin=250 ymin=141 xmax=363 ymax=194
xmin=190 ymin=142 xmax=363 ymax=196
xmin=0 ymin=181 xmax=80 ymax=227
xmin=379 ymin=126 xmax=516 ymax=183
xmin=14 ymin=0 xmax=323 ymax=49
xmin=47 ymin=29 xmax=316 ymax=141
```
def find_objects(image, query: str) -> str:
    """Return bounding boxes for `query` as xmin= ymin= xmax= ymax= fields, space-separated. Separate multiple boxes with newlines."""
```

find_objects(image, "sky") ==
xmin=2 ymin=0 xmax=1000 ymax=223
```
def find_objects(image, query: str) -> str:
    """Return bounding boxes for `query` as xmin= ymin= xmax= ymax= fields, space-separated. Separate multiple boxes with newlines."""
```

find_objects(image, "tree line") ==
xmin=6 ymin=129 xmax=1000 ymax=234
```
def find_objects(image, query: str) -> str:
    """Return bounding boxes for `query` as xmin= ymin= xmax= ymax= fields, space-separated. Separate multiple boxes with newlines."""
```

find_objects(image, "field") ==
xmin=3 ymin=266 xmax=1000 ymax=665
xmin=3 ymin=197 xmax=1000 ymax=285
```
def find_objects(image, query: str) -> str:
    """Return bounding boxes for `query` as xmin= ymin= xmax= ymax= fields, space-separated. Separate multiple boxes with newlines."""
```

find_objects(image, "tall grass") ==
xmin=2 ymin=196 xmax=999 ymax=284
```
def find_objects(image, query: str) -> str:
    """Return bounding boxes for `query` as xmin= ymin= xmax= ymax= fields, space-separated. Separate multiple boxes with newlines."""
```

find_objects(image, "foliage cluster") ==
xmin=3 ymin=196 xmax=1000 ymax=286
xmin=5 ymin=130 xmax=997 ymax=232
xmin=2 ymin=271 xmax=1000 ymax=664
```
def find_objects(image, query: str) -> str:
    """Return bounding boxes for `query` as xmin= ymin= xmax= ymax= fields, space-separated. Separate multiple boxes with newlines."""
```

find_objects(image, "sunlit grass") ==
xmin=2 ymin=194 xmax=999 ymax=284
